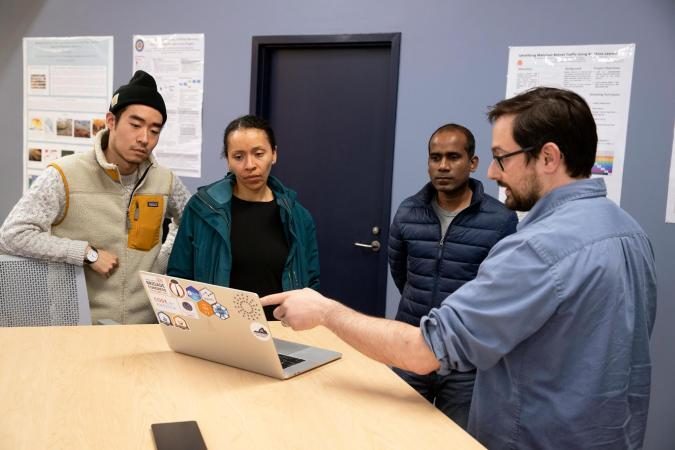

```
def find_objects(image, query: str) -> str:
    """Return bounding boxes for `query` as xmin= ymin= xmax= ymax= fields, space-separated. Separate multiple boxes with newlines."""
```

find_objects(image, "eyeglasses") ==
xmin=492 ymin=146 xmax=536 ymax=171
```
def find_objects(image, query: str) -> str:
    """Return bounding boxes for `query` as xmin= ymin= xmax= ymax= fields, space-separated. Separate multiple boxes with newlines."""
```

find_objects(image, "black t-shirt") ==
xmin=229 ymin=195 xmax=289 ymax=320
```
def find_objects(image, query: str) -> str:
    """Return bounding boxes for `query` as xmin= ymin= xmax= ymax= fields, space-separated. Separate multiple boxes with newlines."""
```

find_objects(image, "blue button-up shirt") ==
xmin=421 ymin=178 xmax=657 ymax=449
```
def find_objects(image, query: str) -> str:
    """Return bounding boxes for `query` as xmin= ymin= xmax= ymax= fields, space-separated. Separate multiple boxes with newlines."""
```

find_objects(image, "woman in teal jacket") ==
xmin=167 ymin=115 xmax=319 ymax=320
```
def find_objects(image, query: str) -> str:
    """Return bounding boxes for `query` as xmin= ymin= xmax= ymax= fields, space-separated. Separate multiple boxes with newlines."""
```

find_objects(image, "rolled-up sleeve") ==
xmin=421 ymin=234 xmax=563 ymax=375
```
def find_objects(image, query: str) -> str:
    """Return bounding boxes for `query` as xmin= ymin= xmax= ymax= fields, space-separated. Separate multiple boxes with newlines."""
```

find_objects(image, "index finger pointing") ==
xmin=259 ymin=291 xmax=289 ymax=307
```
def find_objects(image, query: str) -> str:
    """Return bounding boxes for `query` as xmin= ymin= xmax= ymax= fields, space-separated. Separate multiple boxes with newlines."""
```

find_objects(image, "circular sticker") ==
xmin=135 ymin=39 xmax=145 ymax=52
xmin=250 ymin=322 xmax=271 ymax=341
xmin=234 ymin=292 xmax=261 ymax=321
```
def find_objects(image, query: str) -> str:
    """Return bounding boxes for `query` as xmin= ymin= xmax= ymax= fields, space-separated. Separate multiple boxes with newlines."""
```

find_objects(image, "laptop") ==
xmin=138 ymin=271 xmax=341 ymax=379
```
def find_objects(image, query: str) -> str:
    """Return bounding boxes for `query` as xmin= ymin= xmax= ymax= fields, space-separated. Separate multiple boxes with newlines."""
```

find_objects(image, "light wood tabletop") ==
xmin=0 ymin=324 xmax=484 ymax=449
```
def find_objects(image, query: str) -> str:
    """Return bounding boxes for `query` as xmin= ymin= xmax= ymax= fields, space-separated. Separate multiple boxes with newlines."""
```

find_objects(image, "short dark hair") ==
xmin=487 ymin=87 xmax=597 ymax=178
xmin=222 ymin=115 xmax=276 ymax=157
xmin=428 ymin=123 xmax=476 ymax=158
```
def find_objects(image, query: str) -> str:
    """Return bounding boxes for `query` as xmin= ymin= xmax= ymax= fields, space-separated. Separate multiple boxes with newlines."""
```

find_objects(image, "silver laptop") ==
xmin=139 ymin=271 xmax=341 ymax=379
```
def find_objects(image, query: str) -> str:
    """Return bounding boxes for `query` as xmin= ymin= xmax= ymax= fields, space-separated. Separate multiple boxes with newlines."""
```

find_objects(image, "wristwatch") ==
xmin=84 ymin=246 xmax=99 ymax=264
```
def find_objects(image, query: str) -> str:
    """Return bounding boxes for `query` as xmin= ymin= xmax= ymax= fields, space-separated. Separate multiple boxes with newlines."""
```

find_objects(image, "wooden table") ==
xmin=0 ymin=324 xmax=484 ymax=449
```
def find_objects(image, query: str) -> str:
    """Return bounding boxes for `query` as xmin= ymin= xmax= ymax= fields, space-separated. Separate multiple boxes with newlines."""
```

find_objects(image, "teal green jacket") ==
xmin=167 ymin=174 xmax=320 ymax=290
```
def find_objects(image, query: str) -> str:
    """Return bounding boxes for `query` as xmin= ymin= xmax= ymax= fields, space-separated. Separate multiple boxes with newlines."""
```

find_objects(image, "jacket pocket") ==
xmin=128 ymin=194 xmax=165 ymax=251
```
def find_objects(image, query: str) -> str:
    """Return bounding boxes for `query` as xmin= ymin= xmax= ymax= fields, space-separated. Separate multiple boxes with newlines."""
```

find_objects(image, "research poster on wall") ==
xmin=132 ymin=33 xmax=204 ymax=178
xmin=665 ymin=122 xmax=675 ymax=224
xmin=22 ymin=36 xmax=114 ymax=191
xmin=504 ymin=44 xmax=636 ymax=205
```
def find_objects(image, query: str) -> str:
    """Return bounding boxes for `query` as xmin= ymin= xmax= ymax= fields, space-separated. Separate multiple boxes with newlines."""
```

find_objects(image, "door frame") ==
xmin=250 ymin=33 xmax=401 ymax=315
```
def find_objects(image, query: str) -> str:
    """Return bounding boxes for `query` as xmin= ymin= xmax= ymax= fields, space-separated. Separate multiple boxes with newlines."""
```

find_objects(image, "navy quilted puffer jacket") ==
xmin=389 ymin=178 xmax=518 ymax=325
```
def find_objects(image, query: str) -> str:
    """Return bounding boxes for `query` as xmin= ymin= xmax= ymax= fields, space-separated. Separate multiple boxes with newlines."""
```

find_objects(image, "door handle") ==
xmin=354 ymin=240 xmax=381 ymax=252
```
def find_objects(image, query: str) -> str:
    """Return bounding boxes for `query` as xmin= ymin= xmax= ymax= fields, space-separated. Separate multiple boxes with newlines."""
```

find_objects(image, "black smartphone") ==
xmin=151 ymin=421 xmax=207 ymax=450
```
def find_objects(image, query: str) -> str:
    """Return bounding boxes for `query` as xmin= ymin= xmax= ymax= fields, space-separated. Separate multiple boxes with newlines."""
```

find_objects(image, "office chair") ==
xmin=0 ymin=254 xmax=91 ymax=326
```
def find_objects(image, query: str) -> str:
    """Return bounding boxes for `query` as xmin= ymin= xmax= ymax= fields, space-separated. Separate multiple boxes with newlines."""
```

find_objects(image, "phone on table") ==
xmin=151 ymin=421 xmax=207 ymax=450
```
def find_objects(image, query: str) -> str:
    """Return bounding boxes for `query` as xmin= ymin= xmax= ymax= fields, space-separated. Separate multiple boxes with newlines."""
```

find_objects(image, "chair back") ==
xmin=0 ymin=255 xmax=91 ymax=326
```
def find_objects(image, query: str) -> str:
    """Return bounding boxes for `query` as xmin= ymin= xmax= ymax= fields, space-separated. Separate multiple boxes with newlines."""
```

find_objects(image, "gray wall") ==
xmin=1 ymin=0 xmax=673 ymax=447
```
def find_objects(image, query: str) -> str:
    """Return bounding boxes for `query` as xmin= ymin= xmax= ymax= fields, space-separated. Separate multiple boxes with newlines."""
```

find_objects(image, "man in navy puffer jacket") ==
xmin=388 ymin=123 xmax=517 ymax=428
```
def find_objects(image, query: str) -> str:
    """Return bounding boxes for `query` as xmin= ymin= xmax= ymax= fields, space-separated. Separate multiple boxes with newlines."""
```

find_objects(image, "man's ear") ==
xmin=470 ymin=155 xmax=479 ymax=172
xmin=540 ymin=142 xmax=563 ymax=173
xmin=105 ymin=111 xmax=116 ymax=130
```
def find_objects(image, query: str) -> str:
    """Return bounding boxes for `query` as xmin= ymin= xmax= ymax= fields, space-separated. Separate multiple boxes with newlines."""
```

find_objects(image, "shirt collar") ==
xmin=519 ymin=178 xmax=607 ymax=229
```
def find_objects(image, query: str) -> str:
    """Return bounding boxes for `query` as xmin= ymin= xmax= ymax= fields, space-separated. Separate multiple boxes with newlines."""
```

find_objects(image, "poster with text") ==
xmin=23 ymin=36 xmax=113 ymax=191
xmin=133 ymin=34 xmax=204 ymax=178
xmin=504 ymin=44 xmax=635 ymax=205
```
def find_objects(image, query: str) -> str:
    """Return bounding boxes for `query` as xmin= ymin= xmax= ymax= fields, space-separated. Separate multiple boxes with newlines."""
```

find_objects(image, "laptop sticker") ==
xmin=234 ymin=292 xmax=261 ymax=321
xmin=168 ymin=279 xmax=186 ymax=298
xmin=150 ymin=294 xmax=181 ymax=314
xmin=212 ymin=303 xmax=230 ymax=320
xmin=174 ymin=316 xmax=190 ymax=330
xmin=157 ymin=311 xmax=172 ymax=326
xmin=186 ymin=286 xmax=202 ymax=301
xmin=250 ymin=322 xmax=271 ymax=341
xmin=179 ymin=300 xmax=199 ymax=319
xmin=199 ymin=288 xmax=217 ymax=305
xmin=144 ymin=274 xmax=170 ymax=295
xmin=197 ymin=300 xmax=215 ymax=317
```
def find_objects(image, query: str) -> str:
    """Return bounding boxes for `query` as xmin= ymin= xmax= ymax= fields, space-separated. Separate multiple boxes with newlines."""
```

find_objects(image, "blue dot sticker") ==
xmin=181 ymin=301 xmax=194 ymax=312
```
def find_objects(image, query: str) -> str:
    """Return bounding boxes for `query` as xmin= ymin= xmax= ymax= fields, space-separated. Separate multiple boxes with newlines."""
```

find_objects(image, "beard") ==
xmin=501 ymin=171 xmax=541 ymax=211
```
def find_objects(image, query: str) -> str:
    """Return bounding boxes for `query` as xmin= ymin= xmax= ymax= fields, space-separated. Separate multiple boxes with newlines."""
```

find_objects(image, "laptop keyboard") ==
xmin=278 ymin=354 xmax=305 ymax=369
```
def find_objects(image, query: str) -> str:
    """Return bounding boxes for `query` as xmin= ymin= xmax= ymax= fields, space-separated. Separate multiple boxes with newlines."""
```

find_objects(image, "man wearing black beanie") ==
xmin=109 ymin=70 xmax=168 ymax=124
xmin=0 ymin=70 xmax=191 ymax=324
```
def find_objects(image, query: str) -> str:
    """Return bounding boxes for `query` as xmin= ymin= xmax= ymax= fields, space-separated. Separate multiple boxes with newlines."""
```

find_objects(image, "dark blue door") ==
xmin=251 ymin=34 xmax=400 ymax=316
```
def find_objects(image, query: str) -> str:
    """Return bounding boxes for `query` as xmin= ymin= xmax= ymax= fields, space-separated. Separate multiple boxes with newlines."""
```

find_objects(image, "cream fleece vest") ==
xmin=51 ymin=143 xmax=173 ymax=324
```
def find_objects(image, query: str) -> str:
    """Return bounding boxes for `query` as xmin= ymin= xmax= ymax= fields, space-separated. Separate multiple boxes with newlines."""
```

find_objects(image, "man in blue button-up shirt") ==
xmin=262 ymin=87 xmax=657 ymax=450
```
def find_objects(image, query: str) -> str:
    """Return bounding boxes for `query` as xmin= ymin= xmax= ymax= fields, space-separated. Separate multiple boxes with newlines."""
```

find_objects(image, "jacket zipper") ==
xmin=431 ymin=222 xmax=444 ymax=307
xmin=279 ymin=197 xmax=299 ymax=288
xmin=125 ymin=163 xmax=153 ymax=230
xmin=430 ymin=205 xmax=473 ymax=306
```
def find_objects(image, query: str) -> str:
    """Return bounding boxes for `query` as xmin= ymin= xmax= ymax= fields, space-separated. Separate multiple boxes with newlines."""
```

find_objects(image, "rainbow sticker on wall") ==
xmin=592 ymin=153 xmax=614 ymax=175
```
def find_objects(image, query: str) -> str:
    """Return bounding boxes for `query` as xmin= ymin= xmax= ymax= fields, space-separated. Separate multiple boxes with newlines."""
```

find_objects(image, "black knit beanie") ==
xmin=109 ymin=70 xmax=167 ymax=124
